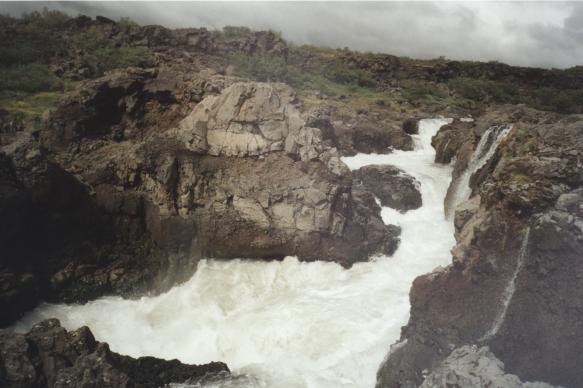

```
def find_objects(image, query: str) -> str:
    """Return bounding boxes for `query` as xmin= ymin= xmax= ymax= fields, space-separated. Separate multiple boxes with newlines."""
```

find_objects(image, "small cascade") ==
xmin=445 ymin=124 xmax=512 ymax=219
xmin=480 ymin=227 xmax=531 ymax=342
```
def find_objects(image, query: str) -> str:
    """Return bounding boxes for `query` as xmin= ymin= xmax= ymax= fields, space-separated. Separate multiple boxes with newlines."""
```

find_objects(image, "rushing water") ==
xmin=15 ymin=119 xmax=455 ymax=388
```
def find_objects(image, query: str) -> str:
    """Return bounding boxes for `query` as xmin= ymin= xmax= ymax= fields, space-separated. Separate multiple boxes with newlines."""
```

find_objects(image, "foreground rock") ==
xmin=420 ymin=346 xmax=558 ymax=388
xmin=377 ymin=106 xmax=583 ymax=388
xmin=353 ymin=165 xmax=422 ymax=211
xmin=0 ymin=70 xmax=399 ymax=326
xmin=0 ymin=319 xmax=228 ymax=388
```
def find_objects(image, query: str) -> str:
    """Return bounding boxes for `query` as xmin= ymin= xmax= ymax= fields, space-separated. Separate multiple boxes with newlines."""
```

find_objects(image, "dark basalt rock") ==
xmin=353 ymin=165 xmax=422 ymax=212
xmin=431 ymin=118 xmax=476 ymax=165
xmin=0 ymin=319 xmax=229 ymax=388
xmin=402 ymin=118 xmax=419 ymax=135
xmin=376 ymin=107 xmax=583 ymax=388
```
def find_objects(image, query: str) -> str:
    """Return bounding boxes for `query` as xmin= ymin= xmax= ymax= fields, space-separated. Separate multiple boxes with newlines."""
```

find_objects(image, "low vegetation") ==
xmin=73 ymin=26 xmax=152 ymax=75
xmin=1 ymin=10 xmax=582 ymax=122
xmin=0 ymin=10 xmax=151 ymax=121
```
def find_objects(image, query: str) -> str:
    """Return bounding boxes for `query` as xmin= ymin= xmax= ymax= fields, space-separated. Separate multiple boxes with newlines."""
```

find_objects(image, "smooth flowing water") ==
xmin=15 ymin=119 xmax=455 ymax=388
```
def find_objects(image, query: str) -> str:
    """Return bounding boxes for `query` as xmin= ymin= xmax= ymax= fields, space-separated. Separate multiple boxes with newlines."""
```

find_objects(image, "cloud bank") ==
xmin=2 ymin=1 xmax=582 ymax=69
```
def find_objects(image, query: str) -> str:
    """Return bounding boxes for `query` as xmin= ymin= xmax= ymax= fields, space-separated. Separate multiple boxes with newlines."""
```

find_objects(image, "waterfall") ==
xmin=480 ymin=227 xmax=531 ymax=342
xmin=445 ymin=125 xmax=512 ymax=219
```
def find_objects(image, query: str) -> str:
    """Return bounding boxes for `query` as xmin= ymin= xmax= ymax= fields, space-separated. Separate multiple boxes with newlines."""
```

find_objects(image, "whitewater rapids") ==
xmin=15 ymin=118 xmax=455 ymax=388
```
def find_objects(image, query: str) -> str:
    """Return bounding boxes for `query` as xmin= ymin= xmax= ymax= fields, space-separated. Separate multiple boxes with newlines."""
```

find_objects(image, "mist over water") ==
xmin=16 ymin=119 xmax=455 ymax=388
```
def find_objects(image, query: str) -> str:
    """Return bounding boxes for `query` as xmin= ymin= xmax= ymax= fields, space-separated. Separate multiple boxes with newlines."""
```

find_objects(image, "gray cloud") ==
xmin=1 ymin=1 xmax=581 ymax=69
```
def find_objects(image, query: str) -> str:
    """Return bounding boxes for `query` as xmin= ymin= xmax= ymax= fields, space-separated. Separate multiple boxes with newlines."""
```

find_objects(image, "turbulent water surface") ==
xmin=16 ymin=119 xmax=455 ymax=388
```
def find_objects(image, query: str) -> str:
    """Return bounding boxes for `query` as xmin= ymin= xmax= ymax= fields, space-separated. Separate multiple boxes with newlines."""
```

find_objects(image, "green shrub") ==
xmin=229 ymin=53 xmax=381 ymax=99
xmin=230 ymin=54 xmax=292 ymax=83
xmin=448 ymin=77 xmax=518 ymax=103
xmin=0 ymin=63 xmax=62 ymax=93
xmin=0 ymin=10 xmax=68 ymax=66
xmin=448 ymin=77 xmax=482 ymax=101
xmin=484 ymin=81 xmax=518 ymax=103
xmin=533 ymin=87 xmax=583 ymax=113
xmin=20 ymin=9 xmax=69 ymax=31
xmin=222 ymin=25 xmax=252 ymax=38
xmin=400 ymin=80 xmax=445 ymax=103
xmin=75 ymin=27 xmax=152 ymax=75
xmin=325 ymin=63 xmax=376 ymax=87
xmin=94 ymin=46 xmax=152 ymax=73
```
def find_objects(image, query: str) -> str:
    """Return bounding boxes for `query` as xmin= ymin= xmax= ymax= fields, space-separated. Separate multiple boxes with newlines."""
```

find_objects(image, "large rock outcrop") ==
xmin=0 ymin=70 xmax=399 ymax=327
xmin=0 ymin=319 xmax=228 ymax=388
xmin=377 ymin=107 xmax=583 ymax=388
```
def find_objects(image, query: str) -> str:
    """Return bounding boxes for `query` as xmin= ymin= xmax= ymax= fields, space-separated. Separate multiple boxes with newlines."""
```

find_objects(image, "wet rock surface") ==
xmin=353 ymin=165 xmax=422 ymax=211
xmin=0 ymin=319 xmax=228 ymax=388
xmin=376 ymin=106 xmax=583 ymax=388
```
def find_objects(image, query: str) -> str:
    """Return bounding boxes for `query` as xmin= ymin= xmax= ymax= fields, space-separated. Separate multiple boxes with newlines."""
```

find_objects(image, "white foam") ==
xmin=15 ymin=119 xmax=455 ymax=388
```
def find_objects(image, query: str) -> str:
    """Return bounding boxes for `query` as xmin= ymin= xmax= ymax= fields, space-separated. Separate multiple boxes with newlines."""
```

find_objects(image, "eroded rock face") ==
xmin=168 ymin=82 xmax=346 ymax=175
xmin=377 ymin=107 xmax=583 ymax=388
xmin=353 ymin=165 xmax=422 ymax=211
xmin=0 ymin=319 xmax=228 ymax=388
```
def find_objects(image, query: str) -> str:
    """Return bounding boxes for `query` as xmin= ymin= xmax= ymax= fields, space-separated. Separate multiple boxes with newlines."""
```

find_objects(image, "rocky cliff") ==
xmin=377 ymin=106 xmax=583 ymax=388
xmin=0 ymin=65 xmax=405 ymax=327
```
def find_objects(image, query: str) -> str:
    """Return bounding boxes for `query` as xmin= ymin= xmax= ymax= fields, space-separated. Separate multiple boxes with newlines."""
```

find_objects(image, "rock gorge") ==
xmin=1 ymin=12 xmax=582 ymax=388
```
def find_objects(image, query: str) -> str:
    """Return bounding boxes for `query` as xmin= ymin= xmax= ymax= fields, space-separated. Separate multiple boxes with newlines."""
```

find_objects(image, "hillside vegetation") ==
xmin=1 ymin=10 xmax=583 ymax=127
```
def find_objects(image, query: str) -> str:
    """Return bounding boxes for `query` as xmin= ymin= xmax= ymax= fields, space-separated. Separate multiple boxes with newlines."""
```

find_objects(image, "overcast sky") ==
xmin=2 ymin=1 xmax=583 ymax=69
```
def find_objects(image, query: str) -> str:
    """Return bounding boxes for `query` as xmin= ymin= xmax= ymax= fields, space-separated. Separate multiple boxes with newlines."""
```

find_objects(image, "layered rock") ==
xmin=353 ymin=165 xmax=422 ymax=211
xmin=0 ymin=319 xmax=228 ymax=387
xmin=377 ymin=107 xmax=583 ymax=388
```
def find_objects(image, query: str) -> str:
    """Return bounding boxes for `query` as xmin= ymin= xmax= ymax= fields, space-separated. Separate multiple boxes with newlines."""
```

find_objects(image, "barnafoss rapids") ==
xmin=1 ymin=10 xmax=583 ymax=388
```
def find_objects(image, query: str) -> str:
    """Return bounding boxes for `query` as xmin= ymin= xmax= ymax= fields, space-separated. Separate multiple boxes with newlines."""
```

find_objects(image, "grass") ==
xmin=0 ymin=91 xmax=64 ymax=123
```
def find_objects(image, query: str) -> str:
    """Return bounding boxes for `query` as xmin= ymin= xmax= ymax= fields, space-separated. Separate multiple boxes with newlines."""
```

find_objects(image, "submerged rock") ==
xmin=0 ymin=319 xmax=228 ymax=388
xmin=353 ymin=165 xmax=422 ymax=211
